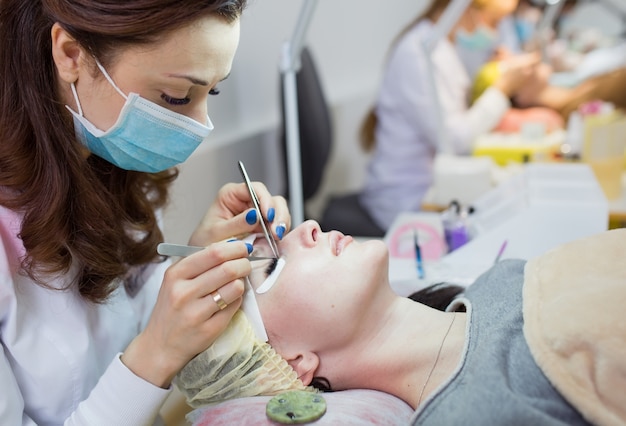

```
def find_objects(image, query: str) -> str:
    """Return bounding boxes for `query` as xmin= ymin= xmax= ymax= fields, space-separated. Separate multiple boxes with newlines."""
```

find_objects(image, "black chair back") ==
xmin=279 ymin=46 xmax=332 ymax=202
xmin=279 ymin=46 xmax=385 ymax=237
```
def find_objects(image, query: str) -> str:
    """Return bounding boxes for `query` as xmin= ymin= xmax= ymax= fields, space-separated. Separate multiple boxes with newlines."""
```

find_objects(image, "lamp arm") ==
xmin=280 ymin=0 xmax=319 ymax=226
xmin=424 ymin=0 xmax=473 ymax=54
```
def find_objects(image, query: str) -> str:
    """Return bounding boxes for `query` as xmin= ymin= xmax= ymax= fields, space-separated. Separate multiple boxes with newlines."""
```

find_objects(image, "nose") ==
xmin=185 ymin=98 xmax=209 ymax=125
xmin=277 ymin=220 xmax=322 ymax=252
xmin=298 ymin=220 xmax=322 ymax=248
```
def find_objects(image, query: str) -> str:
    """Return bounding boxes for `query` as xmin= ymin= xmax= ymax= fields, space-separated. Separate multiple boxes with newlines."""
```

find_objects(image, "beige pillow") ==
xmin=523 ymin=228 xmax=626 ymax=426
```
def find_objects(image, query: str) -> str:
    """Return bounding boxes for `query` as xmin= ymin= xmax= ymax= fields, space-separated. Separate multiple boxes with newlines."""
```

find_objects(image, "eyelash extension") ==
xmin=161 ymin=93 xmax=190 ymax=105
xmin=209 ymin=87 xmax=220 ymax=96
xmin=265 ymin=258 xmax=278 ymax=276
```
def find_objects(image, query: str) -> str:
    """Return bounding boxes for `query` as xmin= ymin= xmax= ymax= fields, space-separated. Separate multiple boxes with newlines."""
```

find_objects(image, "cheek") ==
xmin=259 ymin=294 xmax=325 ymax=348
xmin=258 ymin=243 xmax=388 ymax=347
xmin=258 ymin=273 xmax=341 ymax=345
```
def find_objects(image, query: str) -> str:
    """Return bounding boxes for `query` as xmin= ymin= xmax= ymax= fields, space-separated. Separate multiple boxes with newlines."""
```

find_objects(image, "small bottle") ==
xmin=442 ymin=201 xmax=470 ymax=252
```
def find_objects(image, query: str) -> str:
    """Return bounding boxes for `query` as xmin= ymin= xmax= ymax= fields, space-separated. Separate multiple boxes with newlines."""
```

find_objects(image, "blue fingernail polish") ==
xmin=245 ymin=242 xmax=253 ymax=254
xmin=276 ymin=225 xmax=285 ymax=240
xmin=245 ymin=209 xmax=257 ymax=225
xmin=267 ymin=207 xmax=275 ymax=222
xmin=227 ymin=238 xmax=238 ymax=242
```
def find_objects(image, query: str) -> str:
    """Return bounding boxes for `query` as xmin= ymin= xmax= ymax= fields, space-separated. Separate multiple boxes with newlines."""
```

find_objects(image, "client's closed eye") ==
xmin=265 ymin=258 xmax=278 ymax=277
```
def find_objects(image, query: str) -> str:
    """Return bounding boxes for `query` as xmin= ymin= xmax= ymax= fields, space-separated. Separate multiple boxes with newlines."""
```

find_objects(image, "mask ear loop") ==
xmin=68 ymin=58 xmax=128 ymax=118
xmin=70 ymin=83 xmax=84 ymax=116
xmin=93 ymin=58 xmax=128 ymax=100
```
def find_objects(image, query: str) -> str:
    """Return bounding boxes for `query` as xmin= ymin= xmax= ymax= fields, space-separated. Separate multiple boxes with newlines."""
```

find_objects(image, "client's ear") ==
xmin=285 ymin=352 xmax=319 ymax=386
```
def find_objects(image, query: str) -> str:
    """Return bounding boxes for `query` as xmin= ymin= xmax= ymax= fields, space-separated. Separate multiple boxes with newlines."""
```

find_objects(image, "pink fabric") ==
xmin=187 ymin=389 xmax=413 ymax=425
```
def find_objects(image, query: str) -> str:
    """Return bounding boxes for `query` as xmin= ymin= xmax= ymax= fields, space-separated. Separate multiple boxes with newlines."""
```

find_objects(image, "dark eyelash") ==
xmin=161 ymin=93 xmax=190 ymax=105
xmin=209 ymin=87 xmax=220 ymax=96
xmin=265 ymin=258 xmax=278 ymax=277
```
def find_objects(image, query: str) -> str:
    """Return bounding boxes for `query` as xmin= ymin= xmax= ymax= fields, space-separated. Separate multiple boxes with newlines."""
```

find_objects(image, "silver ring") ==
xmin=211 ymin=291 xmax=228 ymax=310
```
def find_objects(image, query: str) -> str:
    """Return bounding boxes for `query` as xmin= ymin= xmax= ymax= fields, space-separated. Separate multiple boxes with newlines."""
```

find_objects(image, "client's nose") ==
xmin=297 ymin=220 xmax=322 ymax=248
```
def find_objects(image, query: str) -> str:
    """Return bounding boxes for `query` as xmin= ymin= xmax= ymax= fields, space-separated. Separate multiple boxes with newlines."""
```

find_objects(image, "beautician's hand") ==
xmin=491 ymin=46 xmax=514 ymax=62
xmin=513 ymin=62 xmax=552 ymax=108
xmin=493 ymin=52 xmax=541 ymax=98
xmin=121 ymin=240 xmax=249 ymax=388
xmin=189 ymin=182 xmax=291 ymax=246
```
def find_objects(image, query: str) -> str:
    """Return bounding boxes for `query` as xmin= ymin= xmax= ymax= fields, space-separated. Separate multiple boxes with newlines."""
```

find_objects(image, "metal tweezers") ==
xmin=238 ymin=161 xmax=280 ymax=259
xmin=157 ymin=243 xmax=273 ymax=261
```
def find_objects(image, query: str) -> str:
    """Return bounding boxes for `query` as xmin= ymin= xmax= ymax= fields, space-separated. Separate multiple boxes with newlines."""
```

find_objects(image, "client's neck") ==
xmin=321 ymin=297 xmax=467 ymax=410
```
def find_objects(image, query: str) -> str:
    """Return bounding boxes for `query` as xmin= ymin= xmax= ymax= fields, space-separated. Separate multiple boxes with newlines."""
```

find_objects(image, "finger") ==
xmin=184 ymin=293 xmax=243 ymax=355
xmin=206 ymin=207 xmax=261 ymax=242
xmin=205 ymin=278 xmax=246 ymax=316
xmin=209 ymin=294 xmax=243 ymax=321
xmin=197 ymin=295 xmax=243 ymax=344
xmin=270 ymin=196 xmax=291 ymax=241
xmin=171 ymin=240 xmax=251 ymax=280
xmin=174 ymin=275 xmax=246 ymax=331
xmin=213 ymin=182 xmax=256 ymax=219
xmin=217 ymin=182 xmax=253 ymax=211
xmin=521 ymin=52 xmax=541 ymax=66
xmin=250 ymin=181 xmax=276 ymax=220
xmin=251 ymin=182 xmax=291 ymax=240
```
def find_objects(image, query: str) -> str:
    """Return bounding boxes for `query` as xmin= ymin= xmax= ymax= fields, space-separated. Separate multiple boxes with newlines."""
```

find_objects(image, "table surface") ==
xmin=423 ymin=168 xmax=626 ymax=227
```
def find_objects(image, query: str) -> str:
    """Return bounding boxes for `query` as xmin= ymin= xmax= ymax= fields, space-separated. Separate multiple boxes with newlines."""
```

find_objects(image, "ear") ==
xmin=285 ymin=352 xmax=319 ymax=386
xmin=50 ymin=22 xmax=83 ymax=84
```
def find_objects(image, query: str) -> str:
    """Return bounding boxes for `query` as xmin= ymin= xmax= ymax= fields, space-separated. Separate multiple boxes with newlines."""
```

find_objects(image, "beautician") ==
xmin=0 ymin=0 xmax=290 ymax=424
xmin=359 ymin=0 xmax=541 ymax=231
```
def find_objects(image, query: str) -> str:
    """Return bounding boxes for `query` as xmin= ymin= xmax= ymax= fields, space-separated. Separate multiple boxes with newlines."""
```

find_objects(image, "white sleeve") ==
xmin=0 ymin=348 xmax=34 ymax=425
xmin=0 ymin=334 xmax=172 ymax=426
xmin=446 ymin=86 xmax=511 ymax=154
xmin=65 ymin=354 xmax=172 ymax=426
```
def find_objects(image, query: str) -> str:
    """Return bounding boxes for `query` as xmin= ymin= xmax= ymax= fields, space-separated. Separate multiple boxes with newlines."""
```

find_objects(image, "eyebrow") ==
xmin=168 ymin=72 xmax=231 ymax=87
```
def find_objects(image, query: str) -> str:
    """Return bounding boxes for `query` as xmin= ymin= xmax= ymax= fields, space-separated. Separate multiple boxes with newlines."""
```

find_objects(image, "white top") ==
xmin=360 ymin=20 xmax=510 ymax=230
xmin=0 ymin=205 xmax=173 ymax=425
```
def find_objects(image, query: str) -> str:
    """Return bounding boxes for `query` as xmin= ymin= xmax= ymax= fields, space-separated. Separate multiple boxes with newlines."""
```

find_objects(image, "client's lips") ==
xmin=330 ymin=231 xmax=353 ymax=255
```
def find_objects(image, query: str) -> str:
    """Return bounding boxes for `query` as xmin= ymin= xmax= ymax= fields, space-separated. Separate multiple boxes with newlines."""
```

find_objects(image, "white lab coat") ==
xmin=360 ymin=19 xmax=510 ymax=230
xmin=0 ymin=205 xmax=172 ymax=425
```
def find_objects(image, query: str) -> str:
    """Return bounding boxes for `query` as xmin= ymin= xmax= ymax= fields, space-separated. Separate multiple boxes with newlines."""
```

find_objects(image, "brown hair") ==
xmin=0 ymin=0 xmax=246 ymax=303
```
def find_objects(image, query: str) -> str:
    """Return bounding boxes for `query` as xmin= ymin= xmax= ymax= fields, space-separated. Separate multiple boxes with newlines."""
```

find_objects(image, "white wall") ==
xmin=163 ymin=0 xmax=430 ymax=243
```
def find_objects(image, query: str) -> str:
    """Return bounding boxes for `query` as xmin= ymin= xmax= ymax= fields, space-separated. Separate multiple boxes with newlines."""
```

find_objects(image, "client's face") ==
xmin=247 ymin=220 xmax=389 ymax=353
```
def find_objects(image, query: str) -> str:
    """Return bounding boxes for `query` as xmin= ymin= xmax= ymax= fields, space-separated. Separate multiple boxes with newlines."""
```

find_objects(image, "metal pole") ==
xmin=280 ymin=0 xmax=319 ymax=226
xmin=424 ymin=0 xmax=472 ymax=54
xmin=537 ymin=0 xmax=564 ymax=63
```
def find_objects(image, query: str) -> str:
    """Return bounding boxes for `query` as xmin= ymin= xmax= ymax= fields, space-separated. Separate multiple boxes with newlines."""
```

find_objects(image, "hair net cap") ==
xmin=175 ymin=310 xmax=316 ymax=408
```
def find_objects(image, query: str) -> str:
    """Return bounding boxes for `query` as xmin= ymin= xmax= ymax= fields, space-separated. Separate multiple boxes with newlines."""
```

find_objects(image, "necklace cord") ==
xmin=417 ymin=312 xmax=457 ymax=407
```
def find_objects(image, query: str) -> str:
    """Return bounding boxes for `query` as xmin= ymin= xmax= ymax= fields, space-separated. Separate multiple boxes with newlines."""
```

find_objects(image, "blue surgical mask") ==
xmin=455 ymin=25 xmax=498 ymax=51
xmin=66 ymin=60 xmax=213 ymax=173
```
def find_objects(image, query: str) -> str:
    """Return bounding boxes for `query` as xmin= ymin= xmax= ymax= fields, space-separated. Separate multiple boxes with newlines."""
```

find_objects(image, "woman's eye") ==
xmin=264 ymin=258 xmax=278 ymax=277
xmin=209 ymin=87 xmax=220 ymax=96
xmin=161 ymin=93 xmax=191 ymax=105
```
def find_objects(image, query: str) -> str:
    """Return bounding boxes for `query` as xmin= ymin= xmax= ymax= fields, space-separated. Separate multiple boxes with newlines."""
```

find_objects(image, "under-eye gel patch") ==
xmin=241 ymin=233 xmax=269 ymax=341
xmin=256 ymin=258 xmax=286 ymax=294
xmin=243 ymin=277 xmax=268 ymax=342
